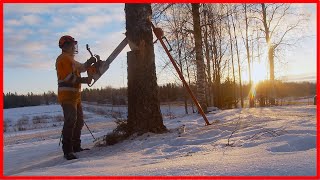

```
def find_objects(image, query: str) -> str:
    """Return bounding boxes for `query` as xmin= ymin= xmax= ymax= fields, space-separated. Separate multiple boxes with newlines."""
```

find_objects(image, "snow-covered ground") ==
xmin=3 ymin=103 xmax=317 ymax=176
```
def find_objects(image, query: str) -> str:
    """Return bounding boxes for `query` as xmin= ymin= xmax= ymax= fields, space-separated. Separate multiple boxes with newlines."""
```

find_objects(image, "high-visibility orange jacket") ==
xmin=55 ymin=52 xmax=86 ymax=104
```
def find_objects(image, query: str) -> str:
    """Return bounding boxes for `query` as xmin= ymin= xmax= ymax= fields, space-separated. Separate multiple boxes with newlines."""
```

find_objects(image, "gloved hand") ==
xmin=94 ymin=55 xmax=101 ymax=61
xmin=82 ymin=77 xmax=92 ymax=85
xmin=76 ymin=77 xmax=92 ymax=85
xmin=84 ymin=57 xmax=96 ymax=68
xmin=87 ymin=56 xmax=96 ymax=64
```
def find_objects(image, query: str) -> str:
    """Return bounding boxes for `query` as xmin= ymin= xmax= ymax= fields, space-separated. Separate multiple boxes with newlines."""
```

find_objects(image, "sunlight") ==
xmin=251 ymin=61 xmax=268 ymax=84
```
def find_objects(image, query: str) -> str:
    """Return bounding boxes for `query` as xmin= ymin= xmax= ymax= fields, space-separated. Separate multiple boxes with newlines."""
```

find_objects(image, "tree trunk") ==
xmin=203 ymin=8 xmax=213 ymax=107
xmin=268 ymin=45 xmax=276 ymax=105
xmin=125 ymin=4 xmax=166 ymax=134
xmin=177 ymin=28 xmax=188 ymax=115
xmin=226 ymin=7 xmax=237 ymax=108
xmin=244 ymin=4 xmax=254 ymax=108
xmin=251 ymin=33 xmax=255 ymax=107
xmin=244 ymin=4 xmax=252 ymax=85
xmin=231 ymin=10 xmax=244 ymax=108
xmin=210 ymin=18 xmax=218 ymax=108
xmin=178 ymin=49 xmax=188 ymax=115
xmin=184 ymin=42 xmax=195 ymax=113
xmin=191 ymin=3 xmax=207 ymax=113
xmin=261 ymin=3 xmax=275 ymax=105
xmin=217 ymin=16 xmax=223 ymax=108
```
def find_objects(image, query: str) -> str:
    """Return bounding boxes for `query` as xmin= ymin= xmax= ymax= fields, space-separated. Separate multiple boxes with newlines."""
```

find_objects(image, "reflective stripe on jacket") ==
xmin=56 ymin=52 xmax=86 ymax=104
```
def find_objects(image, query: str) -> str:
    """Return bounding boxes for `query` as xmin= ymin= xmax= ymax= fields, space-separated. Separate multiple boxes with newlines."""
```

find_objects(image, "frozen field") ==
xmin=3 ymin=103 xmax=317 ymax=176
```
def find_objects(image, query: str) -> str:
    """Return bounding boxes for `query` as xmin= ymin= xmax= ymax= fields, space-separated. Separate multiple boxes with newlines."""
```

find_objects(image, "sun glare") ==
xmin=251 ymin=61 xmax=268 ymax=84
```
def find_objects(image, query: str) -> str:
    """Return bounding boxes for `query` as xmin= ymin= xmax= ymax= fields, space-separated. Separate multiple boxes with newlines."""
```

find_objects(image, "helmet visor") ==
xmin=73 ymin=41 xmax=78 ymax=54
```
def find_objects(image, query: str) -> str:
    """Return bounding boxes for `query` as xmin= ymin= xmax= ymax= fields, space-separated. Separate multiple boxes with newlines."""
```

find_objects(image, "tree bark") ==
xmin=261 ymin=3 xmax=275 ymax=105
xmin=191 ymin=3 xmax=207 ymax=113
xmin=203 ymin=8 xmax=213 ymax=107
xmin=244 ymin=4 xmax=252 ymax=85
xmin=125 ymin=4 xmax=166 ymax=134
xmin=184 ymin=40 xmax=195 ymax=113
xmin=268 ymin=45 xmax=276 ymax=105
xmin=244 ymin=4 xmax=254 ymax=108
xmin=226 ymin=7 xmax=237 ymax=108
xmin=173 ymin=11 xmax=189 ymax=115
xmin=231 ymin=9 xmax=244 ymax=108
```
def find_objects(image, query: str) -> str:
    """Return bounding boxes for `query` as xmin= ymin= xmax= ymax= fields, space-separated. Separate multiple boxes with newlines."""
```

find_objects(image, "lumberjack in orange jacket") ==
xmin=56 ymin=52 xmax=87 ymax=104
xmin=56 ymin=35 xmax=96 ymax=160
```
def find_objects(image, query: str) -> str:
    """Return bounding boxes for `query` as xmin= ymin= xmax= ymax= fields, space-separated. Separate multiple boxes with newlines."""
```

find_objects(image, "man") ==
xmin=56 ymin=35 xmax=96 ymax=160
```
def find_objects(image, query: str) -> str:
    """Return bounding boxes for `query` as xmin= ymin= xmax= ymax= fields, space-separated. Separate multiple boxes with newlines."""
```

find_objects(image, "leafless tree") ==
xmin=231 ymin=6 xmax=244 ymax=108
xmin=192 ymin=3 xmax=207 ymax=113
xmin=226 ymin=5 xmax=237 ymax=108
xmin=257 ymin=3 xmax=309 ymax=105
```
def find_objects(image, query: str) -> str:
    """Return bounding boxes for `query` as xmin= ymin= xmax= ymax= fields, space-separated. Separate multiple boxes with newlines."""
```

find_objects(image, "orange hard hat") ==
xmin=59 ymin=35 xmax=77 ymax=49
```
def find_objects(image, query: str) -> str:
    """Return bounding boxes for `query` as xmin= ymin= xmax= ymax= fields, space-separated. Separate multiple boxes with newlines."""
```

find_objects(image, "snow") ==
xmin=3 ymin=103 xmax=316 ymax=176
xmin=4 ymin=105 xmax=62 ymax=121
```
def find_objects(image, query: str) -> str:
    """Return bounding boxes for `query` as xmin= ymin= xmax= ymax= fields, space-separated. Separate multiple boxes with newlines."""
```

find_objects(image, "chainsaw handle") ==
xmin=87 ymin=81 xmax=94 ymax=87
xmin=87 ymin=65 xmax=96 ymax=87
xmin=94 ymin=54 xmax=101 ymax=61
xmin=86 ymin=44 xmax=94 ymax=57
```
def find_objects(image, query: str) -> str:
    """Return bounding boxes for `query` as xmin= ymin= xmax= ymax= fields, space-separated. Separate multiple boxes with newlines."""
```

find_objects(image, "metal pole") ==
xmin=59 ymin=121 xmax=96 ymax=146
xmin=150 ymin=22 xmax=210 ymax=126
xmin=84 ymin=121 xmax=96 ymax=140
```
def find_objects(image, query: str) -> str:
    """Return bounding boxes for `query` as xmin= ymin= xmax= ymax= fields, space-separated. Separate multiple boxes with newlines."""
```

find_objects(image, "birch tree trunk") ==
xmin=226 ymin=7 xmax=237 ymax=108
xmin=261 ymin=3 xmax=275 ymax=105
xmin=231 ymin=9 xmax=244 ymax=108
xmin=192 ymin=3 xmax=207 ymax=113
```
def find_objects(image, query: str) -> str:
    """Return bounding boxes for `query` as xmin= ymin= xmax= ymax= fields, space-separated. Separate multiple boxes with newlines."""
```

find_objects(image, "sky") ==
xmin=3 ymin=3 xmax=317 ymax=95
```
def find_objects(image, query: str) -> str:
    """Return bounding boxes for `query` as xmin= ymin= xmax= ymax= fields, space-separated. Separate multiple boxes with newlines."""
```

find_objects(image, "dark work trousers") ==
xmin=61 ymin=102 xmax=84 ymax=154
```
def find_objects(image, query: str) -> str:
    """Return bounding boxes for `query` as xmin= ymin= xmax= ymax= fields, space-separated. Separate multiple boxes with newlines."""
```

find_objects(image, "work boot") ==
xmin=74 ymin=147 xmax=90 ymax=153
xmin=64 ymin=152 xmax=78 ymax=160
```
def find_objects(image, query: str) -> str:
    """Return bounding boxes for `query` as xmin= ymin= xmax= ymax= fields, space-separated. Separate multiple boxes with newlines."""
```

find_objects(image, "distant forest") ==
xmin=4 ymin=91 xmax=57 ymax=109
xmin=3 ymin=81 xmax=316 ymax=109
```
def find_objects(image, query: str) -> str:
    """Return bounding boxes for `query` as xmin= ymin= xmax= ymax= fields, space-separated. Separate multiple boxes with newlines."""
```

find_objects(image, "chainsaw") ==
xmin=86 ymin=37 xmax=128 ymax=87
xmin=86 ymin=28 xmax=172 ymax=87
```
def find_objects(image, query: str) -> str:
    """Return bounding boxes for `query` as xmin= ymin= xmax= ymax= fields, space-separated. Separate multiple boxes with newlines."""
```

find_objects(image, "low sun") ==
xmin=251 ymin=61 xmax=268 ymax=84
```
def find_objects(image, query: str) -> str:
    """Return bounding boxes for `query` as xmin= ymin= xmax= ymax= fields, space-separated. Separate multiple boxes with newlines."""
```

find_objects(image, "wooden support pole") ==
xmin=150 ymin=22 xmax=211 ymax=126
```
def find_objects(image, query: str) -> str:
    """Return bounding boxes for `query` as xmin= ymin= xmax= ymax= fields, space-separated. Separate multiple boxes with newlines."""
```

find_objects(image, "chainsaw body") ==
xmin=87 ymin=60 xmax=110 ymax=87
xmin=86 ymin=37 xmax=128 ymax=87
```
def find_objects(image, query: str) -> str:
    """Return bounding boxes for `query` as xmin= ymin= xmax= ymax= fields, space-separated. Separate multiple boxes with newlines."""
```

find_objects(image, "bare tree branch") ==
xmin=269 ymin=4 xmax=290 ymax=39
